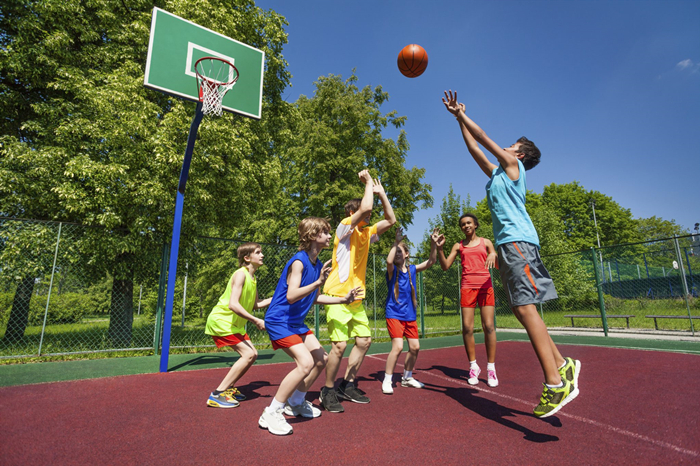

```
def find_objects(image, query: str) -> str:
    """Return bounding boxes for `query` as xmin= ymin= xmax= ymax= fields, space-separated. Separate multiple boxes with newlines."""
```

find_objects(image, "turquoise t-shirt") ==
xmin=485 ymin=159 xmax=540 ymax=248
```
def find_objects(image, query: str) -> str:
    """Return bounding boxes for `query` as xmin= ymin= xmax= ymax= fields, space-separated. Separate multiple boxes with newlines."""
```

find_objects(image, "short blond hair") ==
xmin=237 ymin=242 xmax=261 ymax=267
xmin=298 ymin=217 xmax=331 ymax=251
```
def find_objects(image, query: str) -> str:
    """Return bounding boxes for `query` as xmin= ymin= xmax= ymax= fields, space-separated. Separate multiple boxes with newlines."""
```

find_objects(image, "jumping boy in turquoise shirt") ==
xmin=442 ymin=91 xmax=581 ymax=418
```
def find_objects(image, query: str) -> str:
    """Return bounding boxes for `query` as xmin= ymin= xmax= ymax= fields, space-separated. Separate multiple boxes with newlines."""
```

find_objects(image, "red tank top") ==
xmin=459 ymin=238 xmax=493 ymax=289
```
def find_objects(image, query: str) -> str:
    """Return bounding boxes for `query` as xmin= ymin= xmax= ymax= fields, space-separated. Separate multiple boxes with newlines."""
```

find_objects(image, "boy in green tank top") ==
xmin=205 ymin=242 xmax=271 ymax=408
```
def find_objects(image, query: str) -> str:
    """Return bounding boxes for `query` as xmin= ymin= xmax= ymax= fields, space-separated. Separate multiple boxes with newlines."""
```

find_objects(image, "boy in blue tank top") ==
xmin=258 ymin=217 xmax=361 ymax=436
xmin=442 ymin=91 xmax=581 ymax=419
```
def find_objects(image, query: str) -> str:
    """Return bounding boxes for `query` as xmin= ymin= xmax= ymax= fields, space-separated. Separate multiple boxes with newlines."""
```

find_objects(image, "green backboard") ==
xmin=144 ymin=8 xmax=264 ymax=119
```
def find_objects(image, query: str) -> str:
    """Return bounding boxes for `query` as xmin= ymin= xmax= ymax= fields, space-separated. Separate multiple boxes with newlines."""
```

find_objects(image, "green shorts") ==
xmin=327 ymin=301 xmax=371 ymax=341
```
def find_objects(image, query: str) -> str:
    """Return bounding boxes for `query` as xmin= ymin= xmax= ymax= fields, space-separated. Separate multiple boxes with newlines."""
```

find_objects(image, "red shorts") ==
xmin=212 ymin=333 xmax=250 ymax=348
xmin=386 ymin=319 xmax=419 ymax=340
xmin=271 ymin=330 xmax=314 ymax=350
xmin=460 ymin=287 xmax=495 ymax=308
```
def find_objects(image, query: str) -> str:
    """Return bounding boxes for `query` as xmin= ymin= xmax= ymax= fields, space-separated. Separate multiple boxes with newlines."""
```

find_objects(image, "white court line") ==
xmin=366 ymin=354 xmax=699 ymax=459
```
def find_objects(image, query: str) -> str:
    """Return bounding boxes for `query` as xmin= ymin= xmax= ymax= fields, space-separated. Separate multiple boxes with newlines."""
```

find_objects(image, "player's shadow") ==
xmin=167 ymin=353 xmax=275 ymax=371
xmin=424 ymin=365 xmax=560 ymax=443
xmin=237 ymin=380 xmax=273 ymax=401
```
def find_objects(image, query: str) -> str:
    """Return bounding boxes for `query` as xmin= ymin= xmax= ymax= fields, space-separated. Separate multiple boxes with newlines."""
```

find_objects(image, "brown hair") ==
xmin=298 ymin=217 xmax=331 ymax=251
xmin=344 ymin=199 xmax=361 ymax=217
xmin=393 ymin=242 xmax=417 ymax=308
xmin=237 ymin=242 xmax=261 ymax=267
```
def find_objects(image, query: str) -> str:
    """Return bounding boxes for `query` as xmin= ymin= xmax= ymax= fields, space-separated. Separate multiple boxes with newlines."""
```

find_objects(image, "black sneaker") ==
xmin=337 ymin=383 xmax=370 ymax=404
xmin=319 ymin=387 xmax=344 ymax=413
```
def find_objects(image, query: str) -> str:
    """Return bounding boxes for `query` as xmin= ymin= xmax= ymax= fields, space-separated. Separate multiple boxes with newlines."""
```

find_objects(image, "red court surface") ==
xmin=1 ymin=341 xmax=698 ymax=465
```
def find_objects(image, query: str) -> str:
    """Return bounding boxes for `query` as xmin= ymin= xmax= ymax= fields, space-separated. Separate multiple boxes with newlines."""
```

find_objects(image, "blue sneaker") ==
xmin=207 ymin=392 xmax=239 ymax=408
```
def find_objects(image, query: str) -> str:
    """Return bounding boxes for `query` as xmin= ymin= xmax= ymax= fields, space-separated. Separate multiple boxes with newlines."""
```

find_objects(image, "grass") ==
xmin=1 ymin=297 xmax=697 ymax=364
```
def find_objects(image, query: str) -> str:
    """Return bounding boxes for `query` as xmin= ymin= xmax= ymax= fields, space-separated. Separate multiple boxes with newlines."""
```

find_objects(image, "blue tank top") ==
xmin=485 ymin=159 xmax=540 ymax=248
xmin=264 ymin=250 xmax=323 ymax=341
xmin=385 ymin=264 xmax=417 ymax=321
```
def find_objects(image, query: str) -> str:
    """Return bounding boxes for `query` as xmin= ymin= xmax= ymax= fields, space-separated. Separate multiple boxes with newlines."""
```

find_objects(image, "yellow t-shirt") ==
xmin=205 ymin=268 xmax=256 ymax=336
xmin=323 ymin=217 xmax=379 ymax=298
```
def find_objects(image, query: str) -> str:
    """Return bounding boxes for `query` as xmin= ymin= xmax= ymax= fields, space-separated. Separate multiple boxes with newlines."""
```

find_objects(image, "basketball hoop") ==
xmin=194 ymin=56 xmax=239 ymax=116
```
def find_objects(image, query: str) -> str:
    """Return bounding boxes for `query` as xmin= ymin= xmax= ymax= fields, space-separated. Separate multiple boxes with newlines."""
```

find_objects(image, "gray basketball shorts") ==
xmin=497 ymin=241 xmax=558 ymax=307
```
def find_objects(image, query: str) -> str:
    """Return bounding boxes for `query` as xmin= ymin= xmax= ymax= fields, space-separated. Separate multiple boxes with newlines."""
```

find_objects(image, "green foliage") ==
xmin=635 ymin=216 xmax=687 ymax=241
xmin=257 ymin=72 xmax=433 ymax=250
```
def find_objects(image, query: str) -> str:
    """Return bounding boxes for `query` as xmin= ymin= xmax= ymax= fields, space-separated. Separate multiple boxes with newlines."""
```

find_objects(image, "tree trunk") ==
xmin=108 ymin=262 xmax=135 ymax=347
xmin=4 ymin=276 xmax=35 ymax=342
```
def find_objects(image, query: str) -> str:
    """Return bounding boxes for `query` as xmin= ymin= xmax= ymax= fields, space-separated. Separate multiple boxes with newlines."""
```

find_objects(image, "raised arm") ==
xmin=443 ymin=90 xmax=520 ymax=181
xmin=385 ymin=227 xmax=404 ymax=278
xmin=415 ymin=228 xmax=440 ymax=272
xmin=228 ymin=272 xmax=265 ymax=331
xmin=372 ymin=178 xmax=397 ymax=236
xmin=443 ymin=94 xmax=496 ymax=178
xmin=435 ymin=231 xmax=460 ymax=271
xmin=350 ymin=170 xmax=375 ymax=230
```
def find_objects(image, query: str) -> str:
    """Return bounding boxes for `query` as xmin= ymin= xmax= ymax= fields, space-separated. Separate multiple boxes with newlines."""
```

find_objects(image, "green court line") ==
xmin=0 ymin=332 xmax=697 ymax=388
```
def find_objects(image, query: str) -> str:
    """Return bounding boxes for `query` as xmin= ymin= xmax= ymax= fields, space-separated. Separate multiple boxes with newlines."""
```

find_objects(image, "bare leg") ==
xmin=215 ymin=340 xmax=258 ymax=391
xmin=404 ymin=338 xmax=420 ymax=372
xmin=480 ymin=306 xmax=497 ymax=364
xmin=275 ymin=343 xmax=314 ymax=403
xmin=512 ymin=304 xmax=561 ymax=385
xmin=384 ymin=338 xmax=404 ymax=376
xmin=324 ymin=340 xmax=347 ymax=388
xmin=344 ymin=336 xmax=371 ymax=383
xmin=461 ymin=307 xmax=476 ymax=361
xmin=297 ymin=333 xmax=328 ymax=392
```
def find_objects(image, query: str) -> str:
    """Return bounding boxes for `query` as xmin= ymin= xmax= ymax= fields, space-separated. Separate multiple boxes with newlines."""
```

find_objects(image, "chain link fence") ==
xmin=1 ymin=218 xmax=698 ymax=360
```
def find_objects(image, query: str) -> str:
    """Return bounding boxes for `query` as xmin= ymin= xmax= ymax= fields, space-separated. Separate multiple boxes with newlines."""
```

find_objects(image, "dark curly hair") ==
xmin=516 ymin=136 xmax=541 ymax=170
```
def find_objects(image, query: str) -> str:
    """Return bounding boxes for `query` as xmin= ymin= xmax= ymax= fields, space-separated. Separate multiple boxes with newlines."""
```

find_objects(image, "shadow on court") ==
xmin=425 ymin=364 xmax=560 ymax=443
xmin=167 ymin=353 xmax=276 ymax=371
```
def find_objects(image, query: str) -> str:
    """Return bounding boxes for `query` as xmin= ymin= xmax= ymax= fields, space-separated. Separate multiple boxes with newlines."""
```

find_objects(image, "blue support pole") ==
xmin=159 ymin=103 xmax=204 ymax=373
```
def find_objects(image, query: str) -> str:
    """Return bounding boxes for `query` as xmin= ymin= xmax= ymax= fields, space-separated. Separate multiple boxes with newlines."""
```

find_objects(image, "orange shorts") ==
xmin=212 ymin=333 xmax=250 ymax=348
xmin=460 ymin=287 xmax=495 ymax=308
xmin=386 ymin=318 xmax=419 ymax=340
xmin=271 ymin=330 xmax=314 ymax=350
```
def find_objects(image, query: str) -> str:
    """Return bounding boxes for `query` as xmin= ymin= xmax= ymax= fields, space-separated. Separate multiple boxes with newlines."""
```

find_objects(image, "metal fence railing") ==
xmin=1 ymin=218 xmax=698 ymax=360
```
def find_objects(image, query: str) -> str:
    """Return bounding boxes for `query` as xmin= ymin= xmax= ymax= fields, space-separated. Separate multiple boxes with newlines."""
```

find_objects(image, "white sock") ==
xmin=487 ymin=363 xmax=495 ymax=371
xmin=403 ymin=370 xmax=412 ymax=379
xmin=384 ymin=373 xmax=393 ymax=384
xmin=470 ymin=360 xmax=478 ymax=369
xmin=269 ymin=397 xmax=285 ymax=411
xmin=288 ymin=390 xmax=306 ymax=406
xmin=545 ymin=381 xmax=564 ymax=389
xmin=558 ymin=359 xmax=567 ymax=369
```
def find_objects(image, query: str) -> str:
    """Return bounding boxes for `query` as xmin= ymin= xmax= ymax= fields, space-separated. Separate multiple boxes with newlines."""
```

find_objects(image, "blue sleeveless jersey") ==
xmin=265 ymin=250 xmax=323 ymax=341
xmin=485 ymin=159 xmax=539 ymax=248
xmin=385 ymin=264 xmax=417 ymax=321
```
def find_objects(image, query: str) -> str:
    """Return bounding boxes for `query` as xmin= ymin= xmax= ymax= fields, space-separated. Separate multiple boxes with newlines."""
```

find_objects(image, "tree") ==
xmin=0 ymin=0 xmax=291 ymax=344
xmin=541 ymin=182 xmax=640 ymax=251
xmin=636 ymin=216 xmax=687 ymax=241
xmin=249 ymin=72 xmax=433 ymax=249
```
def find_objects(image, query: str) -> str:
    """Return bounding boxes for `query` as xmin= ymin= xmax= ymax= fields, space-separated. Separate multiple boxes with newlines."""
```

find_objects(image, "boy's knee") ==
xmin=331 ymin=341 xmax=347 ymax=356
xmin=355 ymin=337 xmax=371 ymax=351
xmin=483 ymin=324 xmax=496 ymax=335
xmin=408 ymin=341 xmax=420 ymax=354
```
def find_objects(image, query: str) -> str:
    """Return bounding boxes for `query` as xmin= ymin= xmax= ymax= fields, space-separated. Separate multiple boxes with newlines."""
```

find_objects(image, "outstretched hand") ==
xmin=317 ymin=259 xmax=332 ymax=287
xmin=395 ymin=226 xmax=405 ymax=243
xmin=430 ymin=228 xmax=441 ymax=244
xmin=372 ymin=178 xmax=385 ymax=196
xmin=442 ymin=90 xmax=461 ymax=115
xmin=343 ymin=287 xmax=364 ymax=304
xmin=358 ymin=169 xmax=373 ymax=185
xmin=433 ymin=229 xmax=446 ymax=249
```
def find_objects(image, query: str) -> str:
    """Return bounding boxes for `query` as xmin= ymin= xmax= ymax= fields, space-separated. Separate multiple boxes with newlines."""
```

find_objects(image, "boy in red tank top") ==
xmin=436 ymin=214 xmax=499 ymax=387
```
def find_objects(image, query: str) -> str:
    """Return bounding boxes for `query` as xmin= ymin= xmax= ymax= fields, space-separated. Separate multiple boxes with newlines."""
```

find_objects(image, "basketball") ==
xmin=397 ymin=44 xmax=428 ymax=78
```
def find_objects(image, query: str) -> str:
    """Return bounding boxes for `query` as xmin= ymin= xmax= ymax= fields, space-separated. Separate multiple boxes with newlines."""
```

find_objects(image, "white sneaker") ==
xmin=382 ymin=380 xmax=394 ymax=394
xmin=284 ymin=400 xmax=321 ymax=418
xmin=467 ymin=366 xmax=481 ymax=385
xmin=487 ymin=368 xmax=499 ymax=387
xmin=401 ymin=377 xmax=424 ymax=389
xmin=258 ymin=407 xmax=293 ymax=436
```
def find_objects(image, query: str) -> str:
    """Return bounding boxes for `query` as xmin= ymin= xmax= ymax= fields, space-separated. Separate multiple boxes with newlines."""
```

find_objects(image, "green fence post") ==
xmin=419 ymin=270 xmax=425 ymax=338
xmin=314 ymin=305 xmax=320 ymax=337
xmin=154 ymin=243 xmax=169 ymax=354
xmin=591 ymin=247 xmax=609 ymax=336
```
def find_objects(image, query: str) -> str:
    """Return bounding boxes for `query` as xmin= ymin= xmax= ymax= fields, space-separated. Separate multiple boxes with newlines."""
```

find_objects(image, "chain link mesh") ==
xmin=2 ymin=217 xmax=698 ymax=360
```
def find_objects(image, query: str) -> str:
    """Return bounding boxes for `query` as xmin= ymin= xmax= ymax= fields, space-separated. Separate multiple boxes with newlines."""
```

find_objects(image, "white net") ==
xmin=195 ymin=57 xmax=238 ymax=117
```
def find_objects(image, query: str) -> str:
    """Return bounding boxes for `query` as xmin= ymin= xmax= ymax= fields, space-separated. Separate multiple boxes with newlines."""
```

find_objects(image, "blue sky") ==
xmin=257 ymin=0 xmax=700 ymax=242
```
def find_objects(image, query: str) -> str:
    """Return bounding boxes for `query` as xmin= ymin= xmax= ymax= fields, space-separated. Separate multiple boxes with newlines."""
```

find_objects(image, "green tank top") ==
xmin=205 ymin=267 xmax=257 ymax=337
